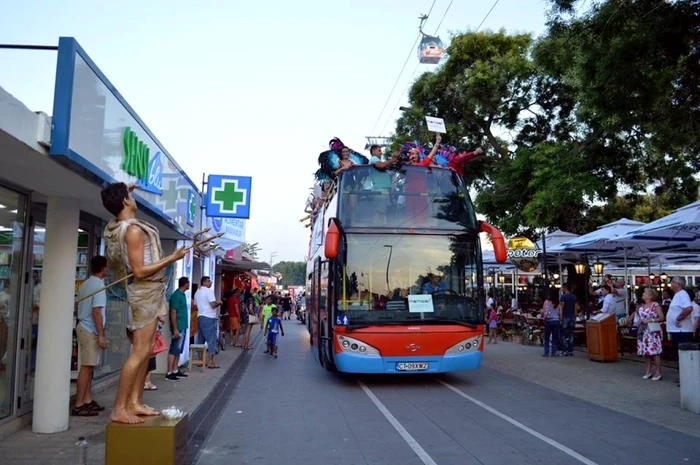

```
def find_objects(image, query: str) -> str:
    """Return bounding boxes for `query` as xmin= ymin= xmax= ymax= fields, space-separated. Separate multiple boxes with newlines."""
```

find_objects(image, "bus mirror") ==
xmin=479 ymin=221 xmax=507 ymax=263
xmin=325 ymin=220 xmax=340 ymax=259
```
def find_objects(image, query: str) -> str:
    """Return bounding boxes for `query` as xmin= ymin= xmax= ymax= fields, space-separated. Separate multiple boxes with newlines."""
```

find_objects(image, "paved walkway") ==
xmin=481 ymin=341 xmax=700 ymax=439
xmin=0 ymin=328 xmax=263 ymax=465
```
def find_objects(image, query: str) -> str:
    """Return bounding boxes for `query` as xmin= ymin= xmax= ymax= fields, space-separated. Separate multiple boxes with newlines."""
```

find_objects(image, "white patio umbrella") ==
xmin=548 ymin=218 xmax=649 ymax=309
xmin=615 ymin=200 xmax=700 ymax=253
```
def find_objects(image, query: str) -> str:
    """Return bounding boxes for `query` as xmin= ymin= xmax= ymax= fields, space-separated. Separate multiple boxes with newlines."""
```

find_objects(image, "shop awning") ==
xmin=220 ymin=258 xmax=271 ymax=271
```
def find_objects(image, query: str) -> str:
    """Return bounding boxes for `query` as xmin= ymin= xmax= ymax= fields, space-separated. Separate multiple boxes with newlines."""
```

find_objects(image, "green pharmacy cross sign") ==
xmin=206 ymin=175 xmax=252 ymax=219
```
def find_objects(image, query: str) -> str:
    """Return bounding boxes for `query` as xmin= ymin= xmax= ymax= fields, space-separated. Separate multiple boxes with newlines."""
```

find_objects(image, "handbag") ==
xmin=152 ymin=331 xmax=167 ymax=356
xmin=248 ymin=312 xmax=259 ymax=325
xmin=647 ymin=322 xmax=662 ymax=333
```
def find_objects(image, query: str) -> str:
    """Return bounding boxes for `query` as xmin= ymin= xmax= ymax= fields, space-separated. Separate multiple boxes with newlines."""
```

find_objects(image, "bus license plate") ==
xmin=396 ymin=362 xmax=428 ymax=371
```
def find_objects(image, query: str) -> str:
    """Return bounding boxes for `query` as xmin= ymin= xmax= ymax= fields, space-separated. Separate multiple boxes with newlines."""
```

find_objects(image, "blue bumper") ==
xmin=334 ymin=351 xmax=482 ymax=374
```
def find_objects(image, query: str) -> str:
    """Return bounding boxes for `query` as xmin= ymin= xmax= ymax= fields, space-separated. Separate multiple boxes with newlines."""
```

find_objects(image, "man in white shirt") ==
xmin=613 ymin=279 xmax=628 ymax=319
xmin=510 ymin=293 xmax=518 ymax=312
xmin=194 ymin=276 xmax=222 ymax=369
xmin=668 ymin=277 xmax=695 ymax=350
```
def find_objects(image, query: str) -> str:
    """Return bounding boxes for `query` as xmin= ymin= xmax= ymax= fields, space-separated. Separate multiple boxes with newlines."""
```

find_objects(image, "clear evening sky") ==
xmin=0 ymin=0 xmax=547 ymax=262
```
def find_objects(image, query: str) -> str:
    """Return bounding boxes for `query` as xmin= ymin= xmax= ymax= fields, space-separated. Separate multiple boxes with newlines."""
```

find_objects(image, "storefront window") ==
xmin=0 ymin=187 xmax=27 ymax=419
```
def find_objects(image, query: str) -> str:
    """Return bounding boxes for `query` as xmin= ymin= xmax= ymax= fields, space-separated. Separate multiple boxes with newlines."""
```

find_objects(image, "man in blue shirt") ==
xmin=423 ymin=274 xmax=448 ymax=295
xmin=73 ymin=255 xmax=108 ymax=416
xmin=558 ymin=283 xmax=580 ymax=356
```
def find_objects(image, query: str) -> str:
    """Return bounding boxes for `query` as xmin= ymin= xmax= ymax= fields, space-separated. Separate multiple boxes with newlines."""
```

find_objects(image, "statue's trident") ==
xmin=76 ymin=228 xmax=225 ymax=304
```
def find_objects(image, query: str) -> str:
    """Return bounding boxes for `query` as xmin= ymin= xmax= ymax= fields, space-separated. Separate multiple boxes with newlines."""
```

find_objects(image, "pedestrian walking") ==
xmin=487 ymin=306 xmax=498 ymax=344
xmin=635 ymin=289 xmax=664 ymax=381
xmin=559 ymin=283 xmax=579 ymax=356
xmin=261 ymin=296 xmax=276 ymax=331
xmin=166 ymin=277 xmax=190 ymax=381
xmin=73 ymin=255 xmax=109 ymax=417
xmin=194 ymin=276 xmax=222 ymax=369
xmin=542 ymin=290 xmax=560 ymax=357
xmin=228 ymin=288 xmax=242 ymax=347
xmin=264 ymin=308 xmax=285 ymax=358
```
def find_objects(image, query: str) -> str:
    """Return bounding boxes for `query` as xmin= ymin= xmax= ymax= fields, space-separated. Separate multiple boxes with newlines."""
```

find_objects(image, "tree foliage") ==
xmin=272 ymin=261 xmax=307 ymax=286
xmin=392 ymin=1 xmax=700 ymax=236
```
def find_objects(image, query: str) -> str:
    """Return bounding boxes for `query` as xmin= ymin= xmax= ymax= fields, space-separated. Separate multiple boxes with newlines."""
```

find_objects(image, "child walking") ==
xmin=264 ymin=308 xmax=285 ymax=358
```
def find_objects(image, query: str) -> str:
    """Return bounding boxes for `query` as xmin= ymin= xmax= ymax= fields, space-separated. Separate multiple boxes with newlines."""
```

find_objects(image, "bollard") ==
xmin=678 ymin=342 xmax=700 ymax=414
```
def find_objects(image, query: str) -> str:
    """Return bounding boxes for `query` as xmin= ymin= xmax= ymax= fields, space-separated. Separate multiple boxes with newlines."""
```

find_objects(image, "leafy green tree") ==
xmin=392 ymin=3 xmax=699 ymax=236
xmin=272 ymin=261 xmax=307 ymax=286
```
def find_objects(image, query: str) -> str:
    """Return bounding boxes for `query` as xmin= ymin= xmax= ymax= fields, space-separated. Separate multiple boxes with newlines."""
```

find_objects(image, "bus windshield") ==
xmin=337 ymin=165 xmax=477 ymax=231
xmin=336 ymin=234 xmax=482 ymax=326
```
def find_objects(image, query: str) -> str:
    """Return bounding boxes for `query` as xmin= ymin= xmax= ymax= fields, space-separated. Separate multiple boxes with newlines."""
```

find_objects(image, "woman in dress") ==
xmin=636 ymin=288 xmax=665 ymax=380
xmin=487 ymin=305 xmax=498 ymax=344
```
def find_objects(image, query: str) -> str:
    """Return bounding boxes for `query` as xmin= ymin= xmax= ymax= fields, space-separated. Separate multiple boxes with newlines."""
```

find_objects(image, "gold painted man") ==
xmin=101 ymin=182 xmax=186 ymax=424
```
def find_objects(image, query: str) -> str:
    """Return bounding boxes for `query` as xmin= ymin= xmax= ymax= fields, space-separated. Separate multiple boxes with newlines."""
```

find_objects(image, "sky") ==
xmin=0 ymin=0 xmax=549 ymax=263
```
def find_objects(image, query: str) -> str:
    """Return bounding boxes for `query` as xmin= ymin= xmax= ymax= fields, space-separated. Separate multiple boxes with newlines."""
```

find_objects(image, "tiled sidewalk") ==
xmin=0 ymin=329 xmax=263 ymax=465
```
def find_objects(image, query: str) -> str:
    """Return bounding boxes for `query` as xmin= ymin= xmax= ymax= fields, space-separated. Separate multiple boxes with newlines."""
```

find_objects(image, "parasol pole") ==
xmin=75 ymin=230 xmax=224 ymax=303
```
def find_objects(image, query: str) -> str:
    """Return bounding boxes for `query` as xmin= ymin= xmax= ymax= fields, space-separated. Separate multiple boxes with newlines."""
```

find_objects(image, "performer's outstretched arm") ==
xmin=125 ymin=226 xmax=186 ymax=279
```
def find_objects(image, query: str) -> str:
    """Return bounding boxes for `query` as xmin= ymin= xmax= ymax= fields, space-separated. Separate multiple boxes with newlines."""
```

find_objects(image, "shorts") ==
xmin=267 ymin=332 xmax=279 ymax=347
xmin=197 ymin=316 xmax=217 ymax=355
xmin=229 ymin=317 xmax=241 ymax=331
xmin=76 ymin=324 xmax=100 ymax=367
xmin=169 ymin=334 xmax=186 ymax=355
xmin=148 ymin=356 xmax=156 ymax=372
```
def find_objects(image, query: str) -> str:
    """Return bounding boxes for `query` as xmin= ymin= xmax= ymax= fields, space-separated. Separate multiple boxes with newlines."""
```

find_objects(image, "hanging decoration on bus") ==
xmin=417 ymin=14 xmax=444 ymax=65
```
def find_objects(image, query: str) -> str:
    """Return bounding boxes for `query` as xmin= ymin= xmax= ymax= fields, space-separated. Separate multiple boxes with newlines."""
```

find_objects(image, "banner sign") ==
xmin=49 ymin=37 xmax=200 ymax=235
xmin=207 ymin=216 xmax=246 ymax=250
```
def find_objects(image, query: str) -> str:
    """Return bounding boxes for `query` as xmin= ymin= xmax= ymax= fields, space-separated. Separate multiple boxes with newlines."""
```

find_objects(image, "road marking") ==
xmin=358 ymin=380 xmax=438 ymax=465
xmin=437 ymin=380 xmax=598 ymax=465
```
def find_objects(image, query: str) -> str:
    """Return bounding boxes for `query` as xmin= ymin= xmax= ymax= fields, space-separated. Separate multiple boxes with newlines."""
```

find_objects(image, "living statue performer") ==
xmin=101 ymin=182 xmax=186 ymax=424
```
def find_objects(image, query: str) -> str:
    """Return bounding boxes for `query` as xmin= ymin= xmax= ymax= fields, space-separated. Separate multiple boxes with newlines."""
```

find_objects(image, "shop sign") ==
xmin=49 ymin=37 xmax=200 ymax=235
xmin=205 ymin=174 xmax=252 ymax=219
xmin=122 ymin=127 xmax=163 ymax=195
xmin=207 ymin=216 xmax=246 ymax=250
xmin=507 ymin=236 xmax=542 ymax=272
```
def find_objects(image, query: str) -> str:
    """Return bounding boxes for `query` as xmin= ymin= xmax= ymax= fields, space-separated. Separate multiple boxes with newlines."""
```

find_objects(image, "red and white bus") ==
xmin=306 ymin=164 xmax=506 ymax=374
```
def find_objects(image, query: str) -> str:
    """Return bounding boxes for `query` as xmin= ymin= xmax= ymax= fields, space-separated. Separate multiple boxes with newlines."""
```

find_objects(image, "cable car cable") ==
xmin=380 ymin=0 xmax=501 ymax=135
xmin=368 ymin=0 xmax=438 ymax=136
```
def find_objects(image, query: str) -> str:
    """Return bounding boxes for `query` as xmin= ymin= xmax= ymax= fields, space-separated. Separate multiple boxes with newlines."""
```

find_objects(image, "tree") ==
xmin=242 ymin=242 xmax=260 ymax=260
xmin=272 ymin=261 xmax=307 ymax=286
xmin=392 ymin=4 xmax=700 ymax=236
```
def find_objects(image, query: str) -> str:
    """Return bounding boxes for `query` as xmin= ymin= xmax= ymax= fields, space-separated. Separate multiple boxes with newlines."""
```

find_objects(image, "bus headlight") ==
xmin=445 ymin=336 xmax=481 ymax=355
xmin=337 ymin=335 xmax=379 ymax=355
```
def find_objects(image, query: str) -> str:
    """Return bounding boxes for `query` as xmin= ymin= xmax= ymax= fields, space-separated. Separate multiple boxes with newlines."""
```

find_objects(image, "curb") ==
xmin=188 ymin=330 xmax=263 ymax=464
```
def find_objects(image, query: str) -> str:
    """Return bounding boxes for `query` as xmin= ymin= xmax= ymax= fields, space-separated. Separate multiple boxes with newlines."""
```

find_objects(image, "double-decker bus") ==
xmin=306 ymin=164 xmax=506 ymax=374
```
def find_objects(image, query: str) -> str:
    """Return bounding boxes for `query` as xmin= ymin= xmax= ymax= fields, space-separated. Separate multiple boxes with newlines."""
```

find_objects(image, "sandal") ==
xmin=144 ymin=382 xmax=158 ymax=390
xmin=71 ymin=405 xmax=99 ymax=417
xmin=85 ymin=400 xmax=105 ymax=411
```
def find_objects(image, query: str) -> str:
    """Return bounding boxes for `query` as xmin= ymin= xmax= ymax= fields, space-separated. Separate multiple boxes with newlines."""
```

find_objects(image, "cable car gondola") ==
xmin=417 ymin=14 xmax=444 ymax=64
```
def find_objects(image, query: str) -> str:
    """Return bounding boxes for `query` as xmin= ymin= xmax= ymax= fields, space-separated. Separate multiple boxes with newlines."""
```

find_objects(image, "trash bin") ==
xmin=679 ymin=342 xmax=700 ymax=414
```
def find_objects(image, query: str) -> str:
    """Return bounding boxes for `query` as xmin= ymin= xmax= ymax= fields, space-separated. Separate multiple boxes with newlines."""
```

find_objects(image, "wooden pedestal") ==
xmin=105 ymin=414 xmax=188 ymax=465
xmin=586 ymin=314 xmax=619 ymax=362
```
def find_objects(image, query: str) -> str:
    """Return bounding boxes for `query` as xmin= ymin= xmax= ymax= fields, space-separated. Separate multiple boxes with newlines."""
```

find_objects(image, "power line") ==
xmin=380 ymin=0 xmax=501 ymax=136
xmin=368 ymin=0 xmax=438 ymax=136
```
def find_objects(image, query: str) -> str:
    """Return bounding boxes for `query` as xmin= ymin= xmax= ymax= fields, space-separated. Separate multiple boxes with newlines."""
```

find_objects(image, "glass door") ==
xmin=0 ymin=187 xmax=27 ymax=420
xmin=17 ymin=211 xmax=93 ymax=415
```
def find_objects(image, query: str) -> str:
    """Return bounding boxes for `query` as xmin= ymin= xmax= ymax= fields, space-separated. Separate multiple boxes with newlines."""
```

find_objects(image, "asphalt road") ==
xmin=196 ymin=322 xmax=700 ymax=465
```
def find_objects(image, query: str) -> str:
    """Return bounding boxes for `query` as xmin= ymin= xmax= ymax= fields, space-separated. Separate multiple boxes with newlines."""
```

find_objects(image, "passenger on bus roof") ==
xmin=333 ymin=146 xmax=357 ymax=177
xmin=448 ymin=147 xmax=486 ymax=178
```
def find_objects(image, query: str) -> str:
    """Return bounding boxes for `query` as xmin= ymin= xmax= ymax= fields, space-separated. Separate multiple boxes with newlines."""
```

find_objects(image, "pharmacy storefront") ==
xmin=0 ymin=37 xmax=202 ymax=433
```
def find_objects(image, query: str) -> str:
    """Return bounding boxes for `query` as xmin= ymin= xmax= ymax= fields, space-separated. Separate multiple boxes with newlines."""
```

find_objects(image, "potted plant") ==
xmin=511 ymin=328 xmax=523 ymax=344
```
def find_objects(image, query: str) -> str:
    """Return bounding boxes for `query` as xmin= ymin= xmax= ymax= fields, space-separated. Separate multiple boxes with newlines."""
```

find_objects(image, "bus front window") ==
xmin=336 ymin=234 xmax=481 ymax=325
